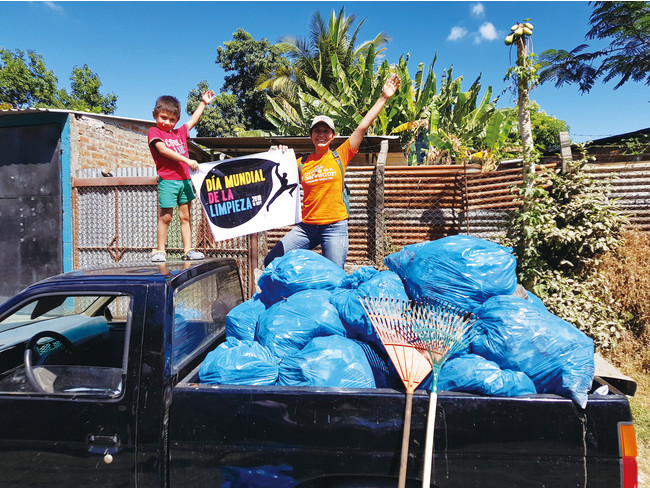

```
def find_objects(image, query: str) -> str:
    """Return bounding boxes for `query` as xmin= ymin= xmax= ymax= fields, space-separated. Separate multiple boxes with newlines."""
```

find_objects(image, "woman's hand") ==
xmin=382 ymin=74 xmax=401 ymax=99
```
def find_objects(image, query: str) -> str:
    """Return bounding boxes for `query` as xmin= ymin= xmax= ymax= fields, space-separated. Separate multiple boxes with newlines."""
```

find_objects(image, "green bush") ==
xmin=503 ymin=149 xmax=628 ymax=349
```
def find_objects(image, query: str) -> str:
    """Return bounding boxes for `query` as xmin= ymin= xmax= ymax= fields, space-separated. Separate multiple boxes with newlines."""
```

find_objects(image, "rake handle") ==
xmin=422 ymin=389 xmax=438 ymax=487
xmin=398 ymin=391 xmax=414 ymax=488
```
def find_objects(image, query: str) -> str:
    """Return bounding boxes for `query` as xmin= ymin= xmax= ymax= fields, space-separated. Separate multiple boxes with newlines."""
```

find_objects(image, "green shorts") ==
xmin=158 ymin=178 xmax=196 ymax=208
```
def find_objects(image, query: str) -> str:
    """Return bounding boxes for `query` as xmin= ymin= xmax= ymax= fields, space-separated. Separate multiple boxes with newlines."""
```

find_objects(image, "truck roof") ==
xmin=30 ymin=258 xmax=237 ymax=287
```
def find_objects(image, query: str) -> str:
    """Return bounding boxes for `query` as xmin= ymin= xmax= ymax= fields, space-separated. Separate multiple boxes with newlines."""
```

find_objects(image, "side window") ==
xmin=0 ymin=294 xmax=131 ymax=397
xmin=172 ymin=265 xmax=243 ymax=371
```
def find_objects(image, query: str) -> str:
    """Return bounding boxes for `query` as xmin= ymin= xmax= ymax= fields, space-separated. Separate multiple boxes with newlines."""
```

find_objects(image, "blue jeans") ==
xmin=264 ymin=220 xmax=349 ymax=268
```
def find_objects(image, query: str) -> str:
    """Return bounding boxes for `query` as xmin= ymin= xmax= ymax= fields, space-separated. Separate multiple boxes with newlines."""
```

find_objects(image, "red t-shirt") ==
xmin=148 ymin=124 xmax=191 ymax=180
xmin=298 ymin=139 xmax=357 ymax=224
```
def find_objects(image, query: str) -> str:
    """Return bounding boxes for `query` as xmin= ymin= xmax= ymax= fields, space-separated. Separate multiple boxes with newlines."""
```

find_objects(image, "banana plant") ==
xmin=389 ymin=54 xmax=439 ymax=159
xmin=421 ymin=70 xmax=488 ymax=164
xmin=265 ymin=45 xmax=395 ymax=136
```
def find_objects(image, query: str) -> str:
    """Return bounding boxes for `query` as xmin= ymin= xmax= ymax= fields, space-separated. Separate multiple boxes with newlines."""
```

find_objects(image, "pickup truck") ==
xmin=0 ymin=258 xmax=638 ymax=488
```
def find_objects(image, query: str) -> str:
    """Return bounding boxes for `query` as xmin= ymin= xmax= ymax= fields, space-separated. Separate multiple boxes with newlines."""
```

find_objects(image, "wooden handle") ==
xmin=398 ymin=391 xmax=414 ymax=488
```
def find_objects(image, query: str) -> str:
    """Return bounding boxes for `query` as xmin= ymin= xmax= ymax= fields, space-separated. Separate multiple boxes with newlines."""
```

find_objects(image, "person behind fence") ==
xmin=264 ymin=74 xmax=401 ymax=269
xmin=148 ymin=91 xmax=215 ymax=262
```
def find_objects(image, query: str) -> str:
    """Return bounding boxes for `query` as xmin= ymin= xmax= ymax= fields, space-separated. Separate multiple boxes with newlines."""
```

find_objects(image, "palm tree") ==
xmin=260 ymin=7 xmax=389 ymax=106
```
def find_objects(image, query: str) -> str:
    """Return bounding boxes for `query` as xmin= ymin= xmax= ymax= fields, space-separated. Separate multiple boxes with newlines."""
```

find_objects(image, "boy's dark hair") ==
xmin=153 ymin=95 xmax=181 ymax=118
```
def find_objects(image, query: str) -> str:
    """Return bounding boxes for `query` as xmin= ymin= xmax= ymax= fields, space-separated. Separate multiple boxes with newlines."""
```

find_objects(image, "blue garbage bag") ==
xmin=471 ymin=295 xmax=595 ymax=408
xmin=221 ymin=464 xmax=297 ymax=488
xmin=173 ymin=304 xmax=208 ymax=365
xmin=340 ymin=266 xmax=379 ymax=289
xmin=384 ymin=235 xmax=518 ymax=311
xmin=256 ymin=289 xmax=346 ymax=359
xmin=278 ymin=335 xmax=376 ymax=388
xmin=436 ymin=353 xmax=537 ymax=396
xmin=199 ymin=338 xmax=279 ymax=386
xmin=258 ymin=249 xmax=348 ymax=305
xmin=330 ymin=270 xmax=408 ymax=346
xmin=226 ymin=296 xmax=266 ymax=341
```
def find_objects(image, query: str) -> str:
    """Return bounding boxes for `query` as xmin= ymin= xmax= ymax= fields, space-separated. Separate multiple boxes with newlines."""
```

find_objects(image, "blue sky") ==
xmin=3 ymin=1 xmax=648 ymax=142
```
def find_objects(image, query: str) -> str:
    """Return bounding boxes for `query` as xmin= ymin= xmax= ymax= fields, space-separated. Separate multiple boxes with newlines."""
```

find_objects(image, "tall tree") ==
xmin=62 ymin=64 xmax=117 ymax=114
xmin=0 ymin=48 xmax=59 ymax=108
xmin=188 ymin=29 xmax=287 ymax=136
xmin=262 ymin=7 xmax=389 ymax=105
xmin=539 ymin=1 xmax=650 ymax=93
xmin=0 ymin=48 xmax=117 ymax=113
xmin=187 ymin=81 xmax=245 ymax=137
xmin=504 ymin=21 xmax=537 ymax=184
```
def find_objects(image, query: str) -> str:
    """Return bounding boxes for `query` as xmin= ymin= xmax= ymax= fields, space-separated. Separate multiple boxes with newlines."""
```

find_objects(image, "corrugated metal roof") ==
xmin=0 ymin=107 xmax=155 ymax=125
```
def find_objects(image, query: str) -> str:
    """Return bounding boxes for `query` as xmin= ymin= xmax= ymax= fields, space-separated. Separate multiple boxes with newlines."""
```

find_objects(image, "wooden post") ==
xmin=559 ymin=131 xmax=572 ymax=172
xmin=374 ymin=139 xmax=388 ymax=265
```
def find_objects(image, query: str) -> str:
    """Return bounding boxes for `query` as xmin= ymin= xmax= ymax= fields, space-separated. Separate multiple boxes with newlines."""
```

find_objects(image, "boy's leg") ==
xmin=157 ymin=207 xmax=174 ymax=251
xmin=176 ymin=180 xmax=204 ymax=260
xmin=178 ymin=202 xmax=193 ymax=253
xmin=320 ymin=219 xmax=349 ymax=269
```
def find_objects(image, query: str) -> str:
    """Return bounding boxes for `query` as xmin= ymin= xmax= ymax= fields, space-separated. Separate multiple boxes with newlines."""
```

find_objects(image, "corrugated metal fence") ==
xmin=265 ymin=161 xmax=544 ymax=267
xmin=72 ymin=159 xmax=649 ymax=298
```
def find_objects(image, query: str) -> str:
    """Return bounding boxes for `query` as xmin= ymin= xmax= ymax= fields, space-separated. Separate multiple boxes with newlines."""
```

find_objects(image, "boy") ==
xmin=148 ymin=91 xmax=215 ymax=262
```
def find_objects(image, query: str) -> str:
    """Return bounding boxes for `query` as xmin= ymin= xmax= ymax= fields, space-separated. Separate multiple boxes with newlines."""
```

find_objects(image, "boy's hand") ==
xmin=202 ymin=91 xmax=216 ymax=105
xmin=186 ymin=159 xmax=199 ymax=172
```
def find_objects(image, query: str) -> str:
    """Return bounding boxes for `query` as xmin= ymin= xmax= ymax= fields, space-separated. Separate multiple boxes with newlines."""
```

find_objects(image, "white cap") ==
xmin=310 ymin=115 xmax=335 ymax=131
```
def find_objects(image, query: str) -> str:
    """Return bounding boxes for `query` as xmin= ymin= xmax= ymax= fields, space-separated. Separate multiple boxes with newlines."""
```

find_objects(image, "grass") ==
xmin=595 ymin=229 xmax=650 ymax=487
xmin=604 ymin=349 xmax=650 ymax=487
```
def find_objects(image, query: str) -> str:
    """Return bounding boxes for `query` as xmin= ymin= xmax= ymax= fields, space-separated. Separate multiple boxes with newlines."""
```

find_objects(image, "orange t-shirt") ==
xmin=298 ymin=139 xmax=357 ymax=225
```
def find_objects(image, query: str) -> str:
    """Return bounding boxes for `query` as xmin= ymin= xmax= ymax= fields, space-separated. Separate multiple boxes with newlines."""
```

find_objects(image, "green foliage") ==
xmin=214 ymin=28 xmax=287 ymax=133
xmin=539 ymin=1 xmax=650 ymax=94
xmin=186 ymin=29 xmax=289 ymax=136
xmin=266 ymin=46 xmax=393 ymax=136
xmin=187 ymin=81 xmax=245 ymax=137
xmin=0 ymin=48 xmax=116 ymax=114
xmin=60 ymin=65 xmax=117 ymax=114
xmin=531 ymin=269 xmax=624 ymax=349
xmin=503 ymin=148 xmax=629 ymax=348
xmin=268 ymin=7 xmax=389 ymax=98
xmin=0 ymin=48 xmax=60 ymax=108
xmin=503 ymin=102 xmax=571 ymax=154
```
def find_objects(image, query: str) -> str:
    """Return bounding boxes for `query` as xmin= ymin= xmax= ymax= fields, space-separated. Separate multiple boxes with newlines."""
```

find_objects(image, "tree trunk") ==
xmin=517 ymin=37 xmax=535 ymax=186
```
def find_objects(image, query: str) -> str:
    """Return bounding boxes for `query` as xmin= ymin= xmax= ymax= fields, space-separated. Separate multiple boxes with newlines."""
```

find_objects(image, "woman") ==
xmin=264 ymin=74 xmax=400 ymax=269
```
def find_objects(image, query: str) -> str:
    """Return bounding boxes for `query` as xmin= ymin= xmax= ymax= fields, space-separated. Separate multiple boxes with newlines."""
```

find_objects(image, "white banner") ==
xmin=190 ymin=150 xmax=300 ymax=242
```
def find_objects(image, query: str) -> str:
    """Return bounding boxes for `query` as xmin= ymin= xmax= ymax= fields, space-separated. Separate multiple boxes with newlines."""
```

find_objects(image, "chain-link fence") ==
xmin=265 ymin=160 xmax=536 ymax=270
xmin=73 ymin=158 xmax=650 ymax=300
xmin=72 ymin=178 xmax=255 ymax=296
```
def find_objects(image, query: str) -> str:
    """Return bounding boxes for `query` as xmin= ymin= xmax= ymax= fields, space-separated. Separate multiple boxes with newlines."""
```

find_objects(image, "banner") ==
xmin=190 ymin=150 xmax=301 ymax=242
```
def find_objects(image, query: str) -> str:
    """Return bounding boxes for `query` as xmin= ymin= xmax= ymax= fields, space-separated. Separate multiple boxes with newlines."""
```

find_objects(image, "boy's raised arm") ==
xmin=186 ymin=90 xmax=216 ymax=131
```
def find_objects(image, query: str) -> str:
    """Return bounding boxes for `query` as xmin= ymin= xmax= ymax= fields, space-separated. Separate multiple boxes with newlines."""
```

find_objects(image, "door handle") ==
xmin=87 ymin=433 xmax=120 ymax=455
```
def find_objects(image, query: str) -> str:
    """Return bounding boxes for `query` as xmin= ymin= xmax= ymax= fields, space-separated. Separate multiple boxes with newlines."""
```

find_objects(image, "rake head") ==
xmin=407 ymin=297 xmax=477 ymax=369
xmin=359 ymin=296 xmax=432 ymax=394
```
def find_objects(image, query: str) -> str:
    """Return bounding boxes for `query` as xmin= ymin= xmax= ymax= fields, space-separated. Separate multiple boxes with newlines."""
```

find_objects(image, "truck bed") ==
xmin=170 ymin=368 xmax=632 ymax=488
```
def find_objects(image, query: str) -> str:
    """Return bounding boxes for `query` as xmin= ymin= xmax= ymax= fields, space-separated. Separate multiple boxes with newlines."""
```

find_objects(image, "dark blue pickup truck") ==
xmin=0 ymin=259 xmax=638 ymax=487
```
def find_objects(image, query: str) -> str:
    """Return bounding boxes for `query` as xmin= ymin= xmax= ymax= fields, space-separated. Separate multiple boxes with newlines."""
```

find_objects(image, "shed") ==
xmin=0 ymin=108 xmax=159 ymax=298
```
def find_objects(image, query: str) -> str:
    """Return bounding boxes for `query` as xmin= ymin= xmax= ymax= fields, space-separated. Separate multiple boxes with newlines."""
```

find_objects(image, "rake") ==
xmin=359 ymin=296 xmax=433 ymax=488
xmin=410 ymin=298 xmax=477 ymax=488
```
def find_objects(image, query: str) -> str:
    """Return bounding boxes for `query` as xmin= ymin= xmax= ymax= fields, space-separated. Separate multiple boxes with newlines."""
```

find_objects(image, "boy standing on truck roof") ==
xmin=148 ymin=91 xmax=215 ymax=262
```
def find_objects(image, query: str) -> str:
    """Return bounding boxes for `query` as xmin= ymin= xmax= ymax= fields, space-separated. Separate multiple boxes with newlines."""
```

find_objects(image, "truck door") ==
xmin=0 ymin=284 xmax=146 ymax=488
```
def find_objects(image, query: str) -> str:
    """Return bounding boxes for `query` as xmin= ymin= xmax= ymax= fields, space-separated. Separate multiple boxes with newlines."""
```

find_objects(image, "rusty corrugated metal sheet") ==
xmin=586 ymin=161 xmax=650 ymax=231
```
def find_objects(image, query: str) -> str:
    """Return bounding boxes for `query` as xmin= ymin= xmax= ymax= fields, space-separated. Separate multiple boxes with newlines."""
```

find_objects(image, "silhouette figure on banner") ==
xmin=266 ymin=163 xmax=298 ymax=212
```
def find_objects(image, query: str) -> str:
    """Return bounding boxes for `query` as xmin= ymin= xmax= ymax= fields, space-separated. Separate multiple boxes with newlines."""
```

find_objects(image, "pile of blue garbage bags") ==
xmin=199 ymin=235 xmax=595 ymax=408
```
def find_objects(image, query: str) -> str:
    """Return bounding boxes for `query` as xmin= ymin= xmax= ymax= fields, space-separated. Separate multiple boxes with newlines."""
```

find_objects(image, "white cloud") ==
xmin=474 ymin=22 xmax=499 ymax=44
xmin=471 ymin=3 xmax=485 ymax=18
xmin=447 ymin=26 xmax=468 ymax=42
xmin=478 ymin=22 xmax=498 ymax=41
